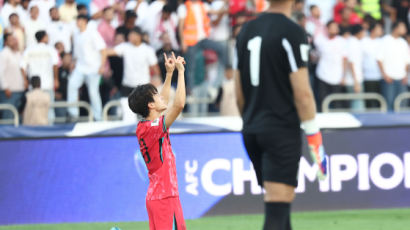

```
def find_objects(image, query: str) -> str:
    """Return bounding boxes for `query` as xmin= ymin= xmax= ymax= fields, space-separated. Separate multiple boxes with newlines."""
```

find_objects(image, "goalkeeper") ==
xmin=234 ymin=0 xmax=327 ymax=229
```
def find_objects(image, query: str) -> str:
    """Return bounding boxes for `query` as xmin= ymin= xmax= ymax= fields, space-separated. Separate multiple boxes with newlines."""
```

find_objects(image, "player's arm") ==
xmin=234 ymin=69 xmax=244 ymax=115
xmin=346 ymin=42 xmax=361 ymax=91
xmin=347 ymin=61 xmax=361 ymax=93
xmin=376 ymin=44 xmax=393 ymax=84
xmin=94 ymin=32 xmax=107 ymax=75
xmin=19 ymin=55 xmax=28 ymax=90
xmin=105 ymin=49 xmax=118 ymax=56
xmin=341 ymin=57 xmax=348 ymax=85
xmin=290 ymin=67 xmax=327 ymax=180
xmin=98 ymin=49 xmax=107 ymax=75
xmin=405 ymin=63 xmax=410 ymax=85
xmin=290 ymin=68 xmax=316 ymax=122
xmin=160 ymin=53 xmax=175 ymax=105
xmin=165 ymin=53 xmax=186 ymax=129
xmin=53 ymin=64 xmax=59 ymax=90
xmin=287 ymin=28 xmax=327 ymax=180
xmin=52 ymin=48 xmax=60 ymax=90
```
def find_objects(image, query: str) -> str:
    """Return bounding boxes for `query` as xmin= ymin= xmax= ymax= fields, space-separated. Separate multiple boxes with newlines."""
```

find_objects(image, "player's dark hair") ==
xmin=128 ymin=84 xmax=158 ymax=118
xmin=31 ymin=76 xmax=41 ymax=88
xmin=35 ymin=30 xmax=47 ymax=42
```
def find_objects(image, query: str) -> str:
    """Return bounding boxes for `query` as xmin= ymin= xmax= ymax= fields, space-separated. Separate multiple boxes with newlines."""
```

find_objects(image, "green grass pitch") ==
xmin=1 ymin=208 xmax=410 ymax=230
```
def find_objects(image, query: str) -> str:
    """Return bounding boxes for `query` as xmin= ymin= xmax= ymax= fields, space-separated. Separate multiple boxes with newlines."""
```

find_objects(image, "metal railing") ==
xmin=50 ymin=101 xmax=93 ymax=123
xmin=0 ymin=104 xmax=19 ymax=126
xmin=394 ymin=92 xmax=410 ymax=113
xmin=186 ymin=96 xmax=215 ymax=105
xmin=102 ymin=100 xmax=122 ymax=121
xmin=322 ymin=93 xmax=387 ymax=113
xmin=102 ymin=96 xmax=217 ymax=121
xmin=184 ymin=96 xmax=218 ymax=117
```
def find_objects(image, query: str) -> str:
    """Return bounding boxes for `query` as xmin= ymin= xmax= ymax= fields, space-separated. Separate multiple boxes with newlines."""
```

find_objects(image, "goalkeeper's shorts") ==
xmin=242 ymin=128 xmax=302 ymax=187
xmin=146 ymin=196 xmax=186 ymax=230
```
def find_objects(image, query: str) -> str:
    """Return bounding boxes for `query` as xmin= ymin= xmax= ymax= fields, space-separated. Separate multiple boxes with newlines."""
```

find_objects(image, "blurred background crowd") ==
xmin=0 ymin=0 xmax=409 ymax=125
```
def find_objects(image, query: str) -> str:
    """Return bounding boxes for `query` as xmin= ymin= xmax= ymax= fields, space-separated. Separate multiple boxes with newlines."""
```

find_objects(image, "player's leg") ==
xmin=146 ymin=200 xmax=156 ymax=230
xmin=242 ymin=133 xmax=264 ymax=186
xmin=244 ymin=133 xmax=289 ymax=230
xmin=263 ymin=182 xmax=295 ymax=202
xmin=146 ymin=198 xmax=176 ymax=230
xmin=67 ymin=69 xmax=85 ymax=118
xmin=85 ymin=73 xmax=103 ymax=121
xmin=258 ymin=129 xmax=302 ymax=230
xmin=172 ymin=196 xmax=187 ymax=230
xmin=262 ymin=182 xmax=294 ymax=230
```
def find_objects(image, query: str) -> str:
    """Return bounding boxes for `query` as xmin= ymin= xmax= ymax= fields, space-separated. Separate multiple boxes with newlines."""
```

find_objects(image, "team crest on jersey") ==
xmin=151 ymin=118 xmax=160 ymax=126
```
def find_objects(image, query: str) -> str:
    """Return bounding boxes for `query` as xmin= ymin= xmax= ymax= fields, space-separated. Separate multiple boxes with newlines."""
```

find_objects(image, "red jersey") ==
xmin=136 ymin=116 xmax=179 ymax=200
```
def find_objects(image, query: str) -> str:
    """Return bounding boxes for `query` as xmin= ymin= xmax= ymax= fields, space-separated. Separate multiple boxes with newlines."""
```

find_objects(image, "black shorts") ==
xmin=242 ymin=128 xmax=302 ymax=187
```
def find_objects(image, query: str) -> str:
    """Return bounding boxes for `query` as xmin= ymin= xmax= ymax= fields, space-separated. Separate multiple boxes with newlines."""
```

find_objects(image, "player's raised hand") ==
xmin=172 ymin=52 xmax=185 ymax=72
xmin=164 ymin=53 xmax=175 ymax=73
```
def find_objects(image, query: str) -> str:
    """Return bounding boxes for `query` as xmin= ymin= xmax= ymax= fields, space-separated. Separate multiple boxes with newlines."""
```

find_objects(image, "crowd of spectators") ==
xmin=0 ymin=0 xmax=409 ymax=125
xmin=297 ymin=0 xmax=410 ymax=112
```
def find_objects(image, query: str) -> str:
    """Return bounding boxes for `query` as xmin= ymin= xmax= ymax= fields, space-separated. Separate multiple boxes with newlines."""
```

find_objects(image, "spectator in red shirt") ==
xmin=334 ymin=0 xmax=362 ymax=25
xmin=339 ymin=7 xmax=363 ymax=36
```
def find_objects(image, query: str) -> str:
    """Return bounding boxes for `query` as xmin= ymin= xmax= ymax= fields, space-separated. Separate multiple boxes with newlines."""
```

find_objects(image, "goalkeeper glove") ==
xmin=302 ymin=119 xmax=328 ymax=180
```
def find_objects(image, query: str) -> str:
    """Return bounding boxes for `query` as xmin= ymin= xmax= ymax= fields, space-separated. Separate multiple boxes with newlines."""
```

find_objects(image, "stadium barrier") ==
xmin=102 ymin=100 xmax=122 ymax=121
xmin=186 ymin=96 xmax=215 ymax=105
xmin=0 ymin=104 xmax=19 ymax=127
xmin=50 ymin=101 xmax=93 ymax=123
xmin=394 ymin=92 xmax=410 ymax=113
xmin=1 ymin=122 xmax=410 ymax=225
xmin=322 ymin=93 xmax=387 ymax=113
xmin=102 ymin=97 xmax=216 ymax=121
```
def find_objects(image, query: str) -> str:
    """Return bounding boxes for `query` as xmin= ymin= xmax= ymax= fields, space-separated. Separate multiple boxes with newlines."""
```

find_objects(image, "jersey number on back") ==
xmin=247 ymin=36 xmax=262 ymax=87
xmin=139 ymin=138 xmax=151 ymax=164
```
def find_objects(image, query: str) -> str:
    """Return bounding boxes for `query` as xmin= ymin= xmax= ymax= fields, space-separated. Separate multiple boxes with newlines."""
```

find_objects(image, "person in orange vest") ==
xmin=177 ymin=0 xmax=228 ymax=96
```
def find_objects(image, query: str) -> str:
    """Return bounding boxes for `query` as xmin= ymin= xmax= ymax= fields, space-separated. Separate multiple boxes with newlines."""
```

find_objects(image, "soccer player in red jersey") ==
xmin=128 ymin=53 xmax=186 ymax=230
